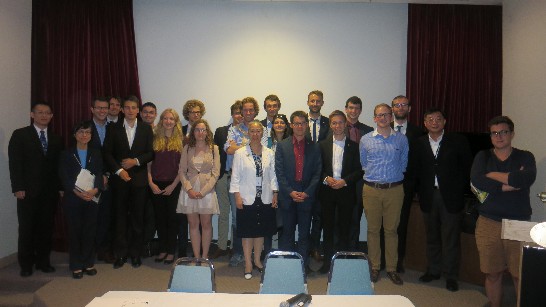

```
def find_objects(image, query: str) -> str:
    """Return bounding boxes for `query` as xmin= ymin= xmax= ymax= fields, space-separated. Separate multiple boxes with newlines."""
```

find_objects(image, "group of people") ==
xmin=9 ymin=91 xmax=535 ymax=306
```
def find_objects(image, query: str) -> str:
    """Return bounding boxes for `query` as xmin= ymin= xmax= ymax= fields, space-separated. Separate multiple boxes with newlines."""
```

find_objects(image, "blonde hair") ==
xmin=153 ymin=108 xmax=183 ymax=152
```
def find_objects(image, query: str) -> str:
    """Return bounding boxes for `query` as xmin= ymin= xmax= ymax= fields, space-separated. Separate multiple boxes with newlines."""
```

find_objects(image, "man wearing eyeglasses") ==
xmin=276 ymin=111 xmax=322 ymax=276
xmin=141 ymin=102 xmax=158 ymax=128
xmin=359 ymin=103 xmax=408 ymax=285
xmin=182 ymin=100 xmax=206 ymax=137
xmin=471 ymin=116 xmax=536 ymax=307
xmin=88 ymin=97 xmax=116 ymax=264
xmin=389 ymin=95 xmax=425 ymax=273
xmin=408 ymin=108 xmax=472 ymax=292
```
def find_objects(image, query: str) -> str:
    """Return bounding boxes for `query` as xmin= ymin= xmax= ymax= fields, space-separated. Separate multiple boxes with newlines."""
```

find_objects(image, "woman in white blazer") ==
xmin=230 ymin=121 xmax=278 ymax=280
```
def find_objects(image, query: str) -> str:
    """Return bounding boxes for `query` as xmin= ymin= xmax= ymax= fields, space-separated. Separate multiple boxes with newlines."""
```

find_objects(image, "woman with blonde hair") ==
xmin=177 ymin=119 xmax=220 ymax=259
xmin=148 ymin=109 xmax=185 ymax=264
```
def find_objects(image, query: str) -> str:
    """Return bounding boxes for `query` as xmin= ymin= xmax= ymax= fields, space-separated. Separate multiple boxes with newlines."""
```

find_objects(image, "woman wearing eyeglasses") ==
xmin=470 ymin=116 xmax=536 ymax=307
xmin=177 ymin=119 xmax=220 ymax=259
xmin=59 ymin=121 xmax=103 ymax=279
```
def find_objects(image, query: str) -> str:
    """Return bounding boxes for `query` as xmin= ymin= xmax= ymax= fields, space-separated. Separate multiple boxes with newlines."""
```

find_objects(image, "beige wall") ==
xmin=503 ymin=0 xmax=546 ymax=222
xmin=0 ymin=0 xmax=32 ymax=260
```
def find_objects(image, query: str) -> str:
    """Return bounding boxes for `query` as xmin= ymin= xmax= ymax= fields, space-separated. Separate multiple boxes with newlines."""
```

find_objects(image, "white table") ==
xmin=86 ymin=291 xmax=415 ymax=307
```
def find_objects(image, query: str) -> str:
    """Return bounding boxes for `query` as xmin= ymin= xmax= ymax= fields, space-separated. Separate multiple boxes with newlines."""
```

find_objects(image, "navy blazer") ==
xmin=318 ymin=137 xmax=363 ymax=194
xmin=409 ymin=132 xmax=473 ymax=213
xmin=306 ymin=115 xmax=330 ymax=143
xmin=59 ymin=147 xmax=104 ymax=202
xmin=275 ymin=136 xmax=322 ymax=208
xmin=8 ymin=125 xmax=62 ymax=197
xmin=214 ymin=125 xmax=230 ymax=178
xmin=103 ymin=121 xmax=154 ymax=187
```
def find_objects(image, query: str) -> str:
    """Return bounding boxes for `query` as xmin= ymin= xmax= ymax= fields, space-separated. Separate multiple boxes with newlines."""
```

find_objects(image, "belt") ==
xmin=363 ymin=180 xmax=403 ymax=189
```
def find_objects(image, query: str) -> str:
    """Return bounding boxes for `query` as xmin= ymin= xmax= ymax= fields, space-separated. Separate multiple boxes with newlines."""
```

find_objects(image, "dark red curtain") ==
xmin=406 ymin=4 xmax=502 ymax=133
xmin=31 ymin=0 xmax=141 ymax=251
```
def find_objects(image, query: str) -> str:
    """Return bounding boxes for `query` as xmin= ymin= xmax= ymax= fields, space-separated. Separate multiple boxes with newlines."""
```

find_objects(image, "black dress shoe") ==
xmin=131 ymin=257 xmax=142 ymax=268
xmin=72 ymin=271 xmax=84 ymax=279
xmin=446 ymin=279 xmax=459 ymax=292
xmin=113 ymin=257 xmax=127 ymax=269
xmin=419 ymin=272 xmax=441 ymax=283
xmin=20 ymin=269 xmax=33 ymax=277
xmin=253 ymin=264 xmax=264 ymax=274
xmin=318 ymin=263 xmax=330 ymax=275
xmin=36 ymin=265 xmax=56 ymax=273
xmin=85 ymin=267 xmax=97 ymax=276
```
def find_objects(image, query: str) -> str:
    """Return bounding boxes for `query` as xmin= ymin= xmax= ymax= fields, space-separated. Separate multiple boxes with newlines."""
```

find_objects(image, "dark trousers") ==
xmin=422 ymin=189 xmax=463 ymax=279
xmin=143 ymin=187 xmax=156 ymax=251
xmin=309 ymin=200 xmax=322 ymax=253
xmin=279 ymin=196 xmax=313 ymax=265
xmin=349 ymin=178 xmax=365 ymax=250
xmin=113 ymin=182 xmax=147 ymax=258
xmin=95 ymin=188 xmax=112 ymax=253
xmin=64 ymin=195 xmax=98 ymax=271
xmin=17 ymin=194 xmax=58 ymax=270
xmin=151 ymin=181 xmax=181 ymax=255
xmin=321 ymin=186 xmax=354 ymax=265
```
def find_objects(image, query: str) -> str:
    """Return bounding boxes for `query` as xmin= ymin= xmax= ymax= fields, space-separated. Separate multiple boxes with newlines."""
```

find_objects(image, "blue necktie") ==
xmin=397 ymin=125 xmax=403 ymax=133
xmin=39 ymin=130 xmax=48 ymax=154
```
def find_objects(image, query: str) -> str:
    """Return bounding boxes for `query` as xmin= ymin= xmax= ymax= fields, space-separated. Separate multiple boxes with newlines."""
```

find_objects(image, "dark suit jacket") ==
xmin=275 ymin=136 xmax=322 ymax=208
xmin=59 ymin=147 xmax=104 ymax=203
xmin=103 ymin=121 xmax=154 ymax=187
xmin=344 ymin=121 xmax=373 ymax=142
xmin=306 ymin=115 xmax=330 ymax=143
xmin=8 ymin=125 xmax=62 ymax=198
xmin=410 ymin=132 xmax=472 ymax=213
xmin=214 ymin=124 xmax=230 ymax=178
xmin=318 ymin=137 xmax=363 ymax=195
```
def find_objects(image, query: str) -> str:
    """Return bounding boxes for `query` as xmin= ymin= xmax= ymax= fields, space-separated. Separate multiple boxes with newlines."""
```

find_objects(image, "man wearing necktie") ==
xmin=9 ymin=102 xmax=62 ymax=277
xmin=343 ymin=96 xmax=373 ymax=252
xmin=388 ymin=95 xmax=425 ymax=273
xmin=305 ymin=90 xmax=329 ymax=262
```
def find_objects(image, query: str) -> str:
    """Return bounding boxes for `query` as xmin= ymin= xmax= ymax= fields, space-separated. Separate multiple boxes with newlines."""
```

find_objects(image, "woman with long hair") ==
xmin=177 ymin=119 xmax=220 ymax=259
xmin=148 ymin=109 xmax=185 ymax=264
xmin=269 ymin=114 xmax=291 ymax=151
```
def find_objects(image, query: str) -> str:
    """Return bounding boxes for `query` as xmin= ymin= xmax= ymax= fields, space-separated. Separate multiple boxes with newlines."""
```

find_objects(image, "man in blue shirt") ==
xmin=360 ymin=103 xmax=408 ymax=285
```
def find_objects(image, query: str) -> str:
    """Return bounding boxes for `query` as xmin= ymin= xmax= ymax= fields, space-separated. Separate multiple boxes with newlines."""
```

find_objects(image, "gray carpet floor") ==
xmin=0 ymin=251 xmax=517 ymax=307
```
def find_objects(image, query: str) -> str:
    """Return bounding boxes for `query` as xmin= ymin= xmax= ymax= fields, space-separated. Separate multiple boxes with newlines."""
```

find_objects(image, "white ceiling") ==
xmin=235 ymin=0 xmax=502 ymax=5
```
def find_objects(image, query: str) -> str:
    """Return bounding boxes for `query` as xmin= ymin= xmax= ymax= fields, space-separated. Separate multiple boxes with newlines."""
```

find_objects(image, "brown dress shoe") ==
xmin=371 ymin=269 xmax=380 ymax=283
xmin=387 ymin=271 xmax=403 ymax=285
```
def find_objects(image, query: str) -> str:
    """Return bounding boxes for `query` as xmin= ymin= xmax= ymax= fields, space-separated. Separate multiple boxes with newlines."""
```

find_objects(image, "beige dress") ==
xmin=177 ymin=144 xmax=220 ymax=215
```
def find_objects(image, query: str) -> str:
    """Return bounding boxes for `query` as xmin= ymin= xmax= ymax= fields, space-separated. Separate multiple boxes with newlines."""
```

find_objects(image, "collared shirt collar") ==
xmin=428 ymin=130 xmax=444 ymax=143
xmin=33 ymin=124 xmax=47 ymax=135
xmin=372 ymin=128 xmax=395 ymax=137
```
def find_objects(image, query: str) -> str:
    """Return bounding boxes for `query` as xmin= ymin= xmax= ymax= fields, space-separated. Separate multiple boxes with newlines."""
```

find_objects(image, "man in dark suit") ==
xmin=409 ymin=107 xmax=472 ymax=292
xmin=103 ymin=96 xmax=154 ymax=269
xmin=88 ymin=97 xmax=116 ymax=263
xmin=344 ymin=96 xmax=373 ymax=252
xmin=389 ymin=95 xmax=425 ymax=273
xmin=260 ymin=94 xmax=281 ymax=139
xmin=210 ymin=100 xmax=242 ymax=259
xmin=8 ymin=102 xmax=62 ymax=277
xmin=306 ymin=90 xmax=329 ymax=261
xmin=275 ymin=111 xmax=321 ymax=274
xmin=318 ymin=110 xmax=363 ymax=274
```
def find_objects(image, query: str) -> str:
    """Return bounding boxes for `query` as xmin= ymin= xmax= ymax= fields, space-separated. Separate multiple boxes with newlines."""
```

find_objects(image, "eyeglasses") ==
xmin=94 ymin=107 xmax=109 ymax=111
xmin=291 ymin=122 xmax=307 ymax=127
xmin=142 ymin=110 xmax=156 ymax=115
xmin=33 ymin=111 xmax=52 ymax=116
xmin=76 ymin=130 xmax=92 ymax=135
xmin=374 ymin=113 xmax=392 ymax=119
xmin=393 ymin=103 xmax=409 ymax=108
xmin=490 ymin=130 xmax=511 ymax=137
xmin=425 ymin=118 xmax=444 ymax=123
xmin=189 ymin=111 xmax=201 ymax=115
xmin=194 ymin=128 xmax=207 ymax=133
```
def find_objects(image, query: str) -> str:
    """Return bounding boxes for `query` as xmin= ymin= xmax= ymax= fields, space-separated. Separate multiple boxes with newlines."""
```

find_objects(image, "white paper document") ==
xmin=75 ymin=169 xmax=99 ymax=203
